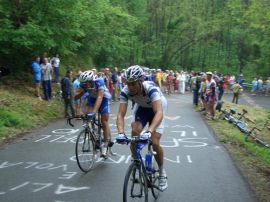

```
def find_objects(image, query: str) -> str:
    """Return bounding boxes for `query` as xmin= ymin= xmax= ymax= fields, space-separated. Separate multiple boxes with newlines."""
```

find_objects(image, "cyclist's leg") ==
xmin=130 ymin=121 xmax=143 ymax=158
xmin=151 ymin=132 xmax=163 ymax=169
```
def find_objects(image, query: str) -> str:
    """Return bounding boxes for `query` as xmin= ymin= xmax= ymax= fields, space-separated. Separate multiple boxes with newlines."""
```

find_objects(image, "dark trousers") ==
xmin=193 ymin=90 xmax=199 ymax=105
xmin=54 ymin=67 xmax=59 ymax=83
xmin=218 ymin=89 xmax=224 ymax=100
xmin=232 ymin=93 xmax=239 ymax=104
xmin=42 ymin=80 xmax=52 ymax=100
xmin=64 ymin=98 xmax=75 ymax=117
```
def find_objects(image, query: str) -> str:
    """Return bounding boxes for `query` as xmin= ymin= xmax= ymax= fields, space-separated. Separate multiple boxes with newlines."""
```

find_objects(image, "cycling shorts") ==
xmin=87 ymin=97 xmax=110 ymax=114
xmin=133 ymin=103 xmax=166 ymax=135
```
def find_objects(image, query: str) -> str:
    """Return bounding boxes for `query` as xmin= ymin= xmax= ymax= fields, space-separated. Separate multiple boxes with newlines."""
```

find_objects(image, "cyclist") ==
xmin=75 ymin=70 xmax=112 ymax=158
xmin=116 ymin=65 xmax=168 ymax=191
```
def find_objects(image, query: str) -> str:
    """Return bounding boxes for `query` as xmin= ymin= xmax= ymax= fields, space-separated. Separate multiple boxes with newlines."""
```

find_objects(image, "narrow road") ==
xmin=0 ymin=93 xmax=256 ymax=202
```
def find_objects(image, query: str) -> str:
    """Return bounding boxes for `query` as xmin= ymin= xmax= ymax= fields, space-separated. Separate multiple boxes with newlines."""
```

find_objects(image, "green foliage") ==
xmin=0 ymin=0 xmax=269 ymax=76
xmin=0 ymin=109 xmax=31 ymax=128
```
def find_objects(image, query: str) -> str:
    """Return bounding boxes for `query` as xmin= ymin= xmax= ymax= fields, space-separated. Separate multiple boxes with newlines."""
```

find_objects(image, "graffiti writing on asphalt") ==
xmin=0 ymin=161 xmax=89 ymax=196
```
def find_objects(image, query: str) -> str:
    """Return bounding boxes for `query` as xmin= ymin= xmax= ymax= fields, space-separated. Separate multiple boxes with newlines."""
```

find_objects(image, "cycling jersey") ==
xmin=80 ymin=78 xmax=111 ymax=99
xmin=79 ymin=78 xmax=111 ymax=114
xmin=120 ymin=81 xmax=166 ymax=108
xmin=119 ymin=81 xmax=167 ymax=134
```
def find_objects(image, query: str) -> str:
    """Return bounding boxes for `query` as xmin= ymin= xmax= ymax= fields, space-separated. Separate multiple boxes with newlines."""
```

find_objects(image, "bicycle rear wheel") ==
xmin=123 ymin=163 xmax=148 ymax=202
xmin=75 ymin=130 xmax=96 ymax=172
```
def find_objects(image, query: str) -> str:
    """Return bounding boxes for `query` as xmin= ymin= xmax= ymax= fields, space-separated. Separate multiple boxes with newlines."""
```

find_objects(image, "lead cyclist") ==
xmin=116 ymin=65 xmax=168 ymax=191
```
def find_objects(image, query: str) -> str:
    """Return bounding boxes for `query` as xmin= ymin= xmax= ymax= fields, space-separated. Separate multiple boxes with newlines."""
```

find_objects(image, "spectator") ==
xmin=257 ymin=77 xmax=263 ymax=92
xmin=111 ymin=67 xmax=118 ymax=101
xmin=205 ymin=72 xmax=217 ymax=119
xmin=218 ymin=75 xmax=225 ymax=100
xmin=265 ymin=77 xmax=270 ymax=96
xmin=117 ymin=71 xmax=123 ymax=100
xmin=177 ymin=71 xmax=186 ymax=94
xmin=31 ymin=56 xmax=42 ymax=100
xmin=73 ymin=70 xmax=82 ymax=118
xmin=50 ymin=53 xmax=60 ymax=84
xmin=41 ymin=57 xmax=53 ymax=101
xmin=251 ymin=78 xmax=258 ymax=95
xmin=199 ymin=74 xmax=207 ymax=111
xmin=61 ymin=70 xmax=75 ymax=118
xmin=232 ymin=81 xmax=242 ymax=104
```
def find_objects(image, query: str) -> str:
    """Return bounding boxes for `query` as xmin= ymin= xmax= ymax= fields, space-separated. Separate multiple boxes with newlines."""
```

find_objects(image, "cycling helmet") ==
xmin=79 ymin=70 xmax=95 ymax=83
xmin=124 ymin=65 xmax=143 ymax=82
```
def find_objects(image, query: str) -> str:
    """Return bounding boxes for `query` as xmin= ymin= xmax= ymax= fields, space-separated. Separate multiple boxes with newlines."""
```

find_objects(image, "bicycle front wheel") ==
xmin=75 ymin=130 xmax=96 ymax=172
xmin=150 ymin=161 xmax=160 ymax=199
xmin=123 ymin=163 xmax=148 ymax=202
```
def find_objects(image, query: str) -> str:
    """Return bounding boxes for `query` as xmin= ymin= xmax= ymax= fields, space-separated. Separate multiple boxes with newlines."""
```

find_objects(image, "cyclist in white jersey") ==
xmin=116 ymin=65 xmax=168 ymax=191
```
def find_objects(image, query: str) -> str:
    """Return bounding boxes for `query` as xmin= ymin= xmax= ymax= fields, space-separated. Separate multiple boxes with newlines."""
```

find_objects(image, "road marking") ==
xmin=192 ymin=131 xmax=198 ymax=136
xmin=55 ymin=184 xmax=90 ymax=195
xmin=10 ymin=182 xmax=30 ymax=191
xmin=52 ymin=129 xmax=79 ymax=134
xmin=32 ymin=183 xmax=54 ymax=192
xmin=164 ymin=156 xmax=180 ymax=163
xmin=165 ymin=116 xmax=181 ymax=120
xmin=178 ymin=138 xmax=208 ymax=147
xmin=172 ymin=124 xmax=194 ymax=129
xmin=187 ymin=155 xmax=192 ymax=163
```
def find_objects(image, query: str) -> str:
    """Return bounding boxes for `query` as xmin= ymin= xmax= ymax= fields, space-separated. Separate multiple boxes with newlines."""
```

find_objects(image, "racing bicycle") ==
xmin=117 ymin=136 xmax=161 ymax=202
xmin=68 ymin=113 xmax=114 ymax=172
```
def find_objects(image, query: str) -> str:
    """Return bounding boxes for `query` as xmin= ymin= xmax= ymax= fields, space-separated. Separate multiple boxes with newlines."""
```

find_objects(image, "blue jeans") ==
xmin=42 ymin=80 xmax=52 ymax=100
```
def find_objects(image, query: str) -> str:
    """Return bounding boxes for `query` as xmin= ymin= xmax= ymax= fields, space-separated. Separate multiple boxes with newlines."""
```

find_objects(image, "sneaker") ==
xmin=158 ymin=170 xmax=168 ymax=191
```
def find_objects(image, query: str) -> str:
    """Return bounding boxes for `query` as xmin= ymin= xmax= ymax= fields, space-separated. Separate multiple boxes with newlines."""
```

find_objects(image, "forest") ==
xmin=0 ymin=0 xmax=270 ymax=79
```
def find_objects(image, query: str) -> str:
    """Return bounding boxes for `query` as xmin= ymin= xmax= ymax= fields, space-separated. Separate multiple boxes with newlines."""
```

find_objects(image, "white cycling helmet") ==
xmin=79 ymin=70 xmax=95 ymax=83
xmin=124 ymin=65 xmax=143 ymax=82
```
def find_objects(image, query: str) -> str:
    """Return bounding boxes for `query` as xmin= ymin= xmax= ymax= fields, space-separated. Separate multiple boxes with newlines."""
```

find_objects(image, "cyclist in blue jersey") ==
xmin=75 ymin=70 xmax=112 ymax=157
xmin=116 ymin=65 xmax=168 ymax=191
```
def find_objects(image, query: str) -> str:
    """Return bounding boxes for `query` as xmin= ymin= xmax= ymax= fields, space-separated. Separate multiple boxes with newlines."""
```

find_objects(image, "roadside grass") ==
xmin=204 ymin=101 xmax=270 ymax=202
xmin=0 ymin=79 xmax=63 ymax=143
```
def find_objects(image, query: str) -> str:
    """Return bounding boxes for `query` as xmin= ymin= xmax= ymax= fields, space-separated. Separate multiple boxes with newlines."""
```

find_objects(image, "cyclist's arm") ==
xmin=117 ymin=103 xmax=128 ymax=133
xmin=92 ymin=89 xmax=104 ymax=113
xmin=74 ymin=88 xmax=84 ymax=100
xmin=148 ymin=100 xmax=163 ymax=133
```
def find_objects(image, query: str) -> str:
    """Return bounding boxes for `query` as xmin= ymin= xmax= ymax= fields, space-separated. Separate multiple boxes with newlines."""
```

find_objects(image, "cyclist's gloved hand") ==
xmin=87 ymin=112 xmax=96 ymax=119
xmin=116 ymin=133 xmax=128 ymax=144
xmin=140 ymin=131 xmax=151 ymax=141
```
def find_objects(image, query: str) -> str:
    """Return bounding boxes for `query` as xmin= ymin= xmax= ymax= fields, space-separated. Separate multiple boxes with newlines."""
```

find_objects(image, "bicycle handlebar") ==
xmin=66 ymin=114 xmax=98 ymax=128
xmin=116 ymin=136 xmax=156 ymax=155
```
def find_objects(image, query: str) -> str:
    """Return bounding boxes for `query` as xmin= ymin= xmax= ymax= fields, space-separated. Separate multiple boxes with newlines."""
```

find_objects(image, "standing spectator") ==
xmin=257 ymin=77 xmax=263 ymax=92
xmin=265 ymin=77 xmax=270 ymax=96
xmin=31 ymin=56 xmax=42 ymax=100
xmin=205 ymin=72 xmax=217 ymax=119
xmin=190 ymin=72 xmax=198 ymax=105
xmin=199 ymin=74 xmax=207 ymax=111
xmin=232 ymin=81 xmax=242 ymax=104
xmin=50 ymin=54 xmax=60 ymax=84
xmin=178 ymin=71 xmax=186 ymax=94
xmin=218 ymin=75 xmax=225 ymax=100
xmin=117 ymin=71 xmax=123 ymax=100
xmin=41 ymin=58 xmax=53 ymax=101
xmin=61 ymin=70 xmax=75 ymax=118
xmin=229 ymin=75 xmax=235 ymax=91
xmin=251 ymin=78 xmax=258 ymax=95
xmin=111 ymin=67 xmax=118 ymax=101
xmin=73 ymin=70 xmax=82 ymax=117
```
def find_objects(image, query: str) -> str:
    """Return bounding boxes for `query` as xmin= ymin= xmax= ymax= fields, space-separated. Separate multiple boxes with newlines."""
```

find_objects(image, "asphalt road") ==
xmin=0 ymin=93 xmax=257 ymax=202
